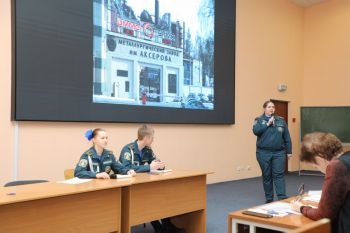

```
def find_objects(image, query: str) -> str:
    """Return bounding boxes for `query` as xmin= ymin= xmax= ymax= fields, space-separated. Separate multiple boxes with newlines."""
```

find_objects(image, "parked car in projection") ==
xmin=198 ymin=93 xmax=209 ymax=102
xmin=182 ymin=99 xmax=207 ymax=109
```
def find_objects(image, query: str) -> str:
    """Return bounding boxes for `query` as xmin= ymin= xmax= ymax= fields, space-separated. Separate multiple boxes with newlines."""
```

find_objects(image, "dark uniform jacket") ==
xmin=119 ymin=140 xmax=156 ymax=173
xmin=74 ymin=147 xmax=129 ymax=178
xmin=253 ymin=114 xmax=292 ymax=154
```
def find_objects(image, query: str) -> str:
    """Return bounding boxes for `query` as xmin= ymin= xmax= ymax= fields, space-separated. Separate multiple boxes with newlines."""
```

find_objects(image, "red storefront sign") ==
xmin=117 ymin=18 xmax=141 ymax=31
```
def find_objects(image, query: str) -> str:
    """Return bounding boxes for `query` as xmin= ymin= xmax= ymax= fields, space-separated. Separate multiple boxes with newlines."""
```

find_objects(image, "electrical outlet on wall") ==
xmin=236 ymin=165 xmax=252 ymax=172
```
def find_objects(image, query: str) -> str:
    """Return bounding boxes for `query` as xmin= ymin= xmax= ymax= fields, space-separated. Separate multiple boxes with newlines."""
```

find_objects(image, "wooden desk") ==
xmin=0 ymin=179 xmax=131 ymax=233
xmin=121 ymin=170 xmax=208 ymax=233
xmin=228 ymin=198 xmax=316 ymax=233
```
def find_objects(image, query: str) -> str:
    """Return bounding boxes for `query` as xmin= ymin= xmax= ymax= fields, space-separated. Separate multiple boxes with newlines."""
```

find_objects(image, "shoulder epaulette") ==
xmin=127 ymin=142 xmax=135 ymax=150
xmin=275 ymin=115 xmax=284 ymax=120
xmin=105 ymin=149 xmax=113 ymax=155
xmin=85 ymin=148 xmax=94 ymax=157
xmin=255 ymin=115 xmax=263 ymax=121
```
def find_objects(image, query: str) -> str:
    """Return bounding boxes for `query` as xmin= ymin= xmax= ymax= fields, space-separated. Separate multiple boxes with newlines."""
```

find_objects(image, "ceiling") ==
xmin=289 ymin=0 xmax=328 ymax=7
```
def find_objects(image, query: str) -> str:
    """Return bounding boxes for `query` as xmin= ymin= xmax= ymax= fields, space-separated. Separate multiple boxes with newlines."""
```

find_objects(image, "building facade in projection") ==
xmin=93 ymin=0 xmax=214 ymax=109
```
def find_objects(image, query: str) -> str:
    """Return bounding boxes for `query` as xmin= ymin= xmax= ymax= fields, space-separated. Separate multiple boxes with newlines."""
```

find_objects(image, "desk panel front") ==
xmin=0 ymin=180 xmax=129 ymax=233
xmin=122 ymin=170 xmax=208 ymax=233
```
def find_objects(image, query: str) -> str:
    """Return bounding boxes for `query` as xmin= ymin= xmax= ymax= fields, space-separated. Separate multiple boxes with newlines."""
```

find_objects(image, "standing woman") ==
xmin=292 ymin=132 xmax=350 ymax=233
xmin=75 ymin=128 xmax=135 ymax=179
xmin=253 ymin=100 xmax=292 ymax=203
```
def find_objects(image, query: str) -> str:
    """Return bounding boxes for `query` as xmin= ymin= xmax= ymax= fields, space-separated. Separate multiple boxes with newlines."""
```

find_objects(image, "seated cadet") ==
xmin=75 ymin=128 xmax=135 ymax=179
xmin=119 ymin=125 xmax=185 ymax=233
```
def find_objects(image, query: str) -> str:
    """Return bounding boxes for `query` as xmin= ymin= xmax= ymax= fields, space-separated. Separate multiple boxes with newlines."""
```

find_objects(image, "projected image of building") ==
xmin=93 ymin=0 xmax=214 ymax=109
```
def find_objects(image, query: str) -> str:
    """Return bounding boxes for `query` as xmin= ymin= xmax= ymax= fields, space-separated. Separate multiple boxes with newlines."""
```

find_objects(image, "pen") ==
xmin=295 ymin=183 xmax=305 ymax=202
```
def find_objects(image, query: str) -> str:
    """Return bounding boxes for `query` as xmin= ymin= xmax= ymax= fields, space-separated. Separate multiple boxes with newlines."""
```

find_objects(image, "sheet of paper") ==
xmin=308 ymin=190 xmax=322 ymax=195
xmin=252 ymin=202 xmax=300 ymax=217
xmin=247 ymin=208 xmax=289 ymax=217
xmin=57 ymin=177 xmax=92 ymax=184
xmin=263 ymin=202 xmax=292 ymax=212
xmin=303 ymin=196 xmax=321 ymax=202
xmin=150 ymin=169 xmax=173 ymax=173
xmin=303 ymin=190 xmax=322 ymax=202
xmin=116 ymin=174 xmax=133 ymax=179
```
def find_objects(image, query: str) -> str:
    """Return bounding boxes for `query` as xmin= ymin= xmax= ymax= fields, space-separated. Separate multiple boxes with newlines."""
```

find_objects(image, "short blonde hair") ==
xmin=137 ymin=125 xmax=154 ymax=140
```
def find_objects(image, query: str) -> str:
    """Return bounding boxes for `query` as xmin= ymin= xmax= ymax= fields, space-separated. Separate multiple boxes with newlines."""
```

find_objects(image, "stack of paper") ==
xmin=150 ymin=169 xmax=173 ymax=174
xmin=248 ymin=202 xmax=301 ymax=217
xmin=57 ymin=177 xmax=92 ymax=184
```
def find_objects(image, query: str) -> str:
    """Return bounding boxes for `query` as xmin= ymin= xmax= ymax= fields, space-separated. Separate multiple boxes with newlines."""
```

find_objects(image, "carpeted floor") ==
xmin=132 ymin=172 xmax=324 ymax=233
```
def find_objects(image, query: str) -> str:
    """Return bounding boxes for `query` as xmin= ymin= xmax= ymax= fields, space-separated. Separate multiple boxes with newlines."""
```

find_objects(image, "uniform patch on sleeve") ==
xmin=124 ymin=152 xmax=131 ymax=161
xmin=79 ymin=159 xmax=88 ymax=167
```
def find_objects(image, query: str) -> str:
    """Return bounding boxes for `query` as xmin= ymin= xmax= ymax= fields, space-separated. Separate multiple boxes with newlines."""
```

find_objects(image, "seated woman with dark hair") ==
xmin=291 ymin=132 xmax=350 ymax=233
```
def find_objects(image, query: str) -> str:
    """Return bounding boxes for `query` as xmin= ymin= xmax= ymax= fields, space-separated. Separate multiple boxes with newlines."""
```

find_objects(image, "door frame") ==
xmin=271 ymin=99 xmax=290 ymax=174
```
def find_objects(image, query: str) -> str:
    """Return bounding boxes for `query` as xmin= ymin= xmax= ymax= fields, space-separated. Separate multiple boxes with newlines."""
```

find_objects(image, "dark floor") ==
xmin=131 ymin=172 xmax=324 ymax=233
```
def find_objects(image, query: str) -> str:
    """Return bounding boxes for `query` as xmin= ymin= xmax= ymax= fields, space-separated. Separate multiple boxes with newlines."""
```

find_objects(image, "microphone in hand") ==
xmin=267 ymin=115 xmax=275 ymax=126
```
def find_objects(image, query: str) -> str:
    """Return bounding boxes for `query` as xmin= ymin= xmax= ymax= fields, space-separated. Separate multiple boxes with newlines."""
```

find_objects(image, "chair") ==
xmin=64 ymin=169 xmax=75 ymax=180
xmin=4 ymin=180 xmax=48 ymax=187
xmin=287 ymin=219 xmax=330 ymax=233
